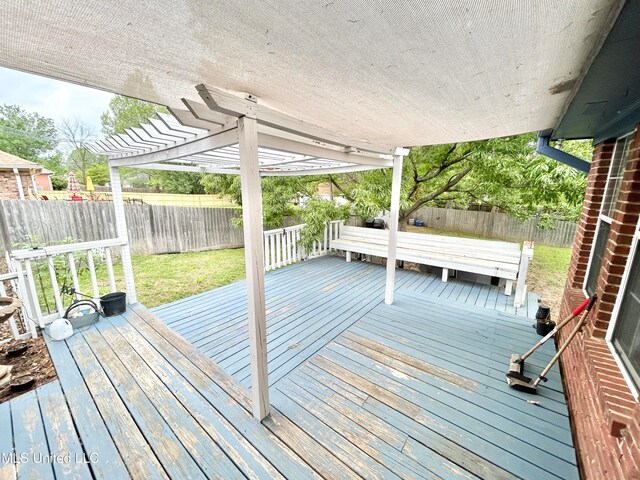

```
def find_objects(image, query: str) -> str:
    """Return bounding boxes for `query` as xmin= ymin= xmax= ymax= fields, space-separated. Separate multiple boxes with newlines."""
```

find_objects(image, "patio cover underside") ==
xmin=0 ymin=0 xmax=623 ymax=146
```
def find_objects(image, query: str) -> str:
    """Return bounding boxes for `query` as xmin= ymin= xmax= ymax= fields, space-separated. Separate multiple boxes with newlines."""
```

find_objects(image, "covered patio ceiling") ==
xmin=0 ymin=1 xmax=624 ymax=146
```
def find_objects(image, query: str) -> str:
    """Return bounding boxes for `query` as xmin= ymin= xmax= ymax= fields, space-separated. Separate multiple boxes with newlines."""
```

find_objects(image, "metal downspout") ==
xmin=535 ymin=134 xmax=590 ymax=173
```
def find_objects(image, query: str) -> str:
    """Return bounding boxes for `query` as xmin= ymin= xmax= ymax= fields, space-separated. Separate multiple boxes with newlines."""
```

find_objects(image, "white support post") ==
xmin=109 ymin=166 xmax=137 ymax=304
xmin=442 ymin=268 xmax=449 ymax=282
xmin=13 ymin=168 xmax=25 ymax=200
xmin=384 ymin=152 xmax=405 ymax=305
xmin=514 ymin=241 xmax=534 ymax=307
xmin=238 ymin=115 xmax=269 ymax=421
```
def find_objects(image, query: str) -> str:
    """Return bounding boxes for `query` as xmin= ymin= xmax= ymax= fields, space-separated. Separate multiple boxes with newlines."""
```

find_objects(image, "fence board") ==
xmin=413 ymin=207 xmax=577 ymax=246
xmin=0 ymin=201 xmax=576 ymax=256
xmin=1 ymin=200 xmax=243 ymax=255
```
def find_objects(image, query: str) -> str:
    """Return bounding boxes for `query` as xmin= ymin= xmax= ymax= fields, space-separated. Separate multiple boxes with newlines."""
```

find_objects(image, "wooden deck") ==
xmin=153 ymin=255 xmax=540 ymax=389
xmin=1 ymin=256 xmax=578 ymax=479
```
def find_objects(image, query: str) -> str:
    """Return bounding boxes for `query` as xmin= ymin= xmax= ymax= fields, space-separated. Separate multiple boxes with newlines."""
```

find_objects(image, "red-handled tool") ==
xmin=506 ymin=295 xmax=597 ymax=393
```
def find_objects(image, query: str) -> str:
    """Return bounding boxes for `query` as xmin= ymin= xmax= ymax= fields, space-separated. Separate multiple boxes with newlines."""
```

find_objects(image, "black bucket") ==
xmin=101 ymin=292 xmax=127 ymax=317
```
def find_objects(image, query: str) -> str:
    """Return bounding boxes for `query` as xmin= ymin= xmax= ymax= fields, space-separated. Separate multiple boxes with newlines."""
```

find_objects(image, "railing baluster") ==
xmin=23 ymin=259 xmax=44 ymax=328
xmin=12 ymin=261 xmax=37 ymax=338
xmin=67 ymin=253 xmax=81 ymax=300
xmin=86 ymin=251 xmax=100 ymax=300
xmin=47 ymin=256 xmax=65 ymax=318
xmin=324 ymin=224 xmax=329 ymax=254
xmin=105 ymin=248 xmax=117 ymax=293
xmin=264 ymin=235 xmax=270 ymax=271
xmin=276 ymin=233 xmax=281 ymax=268
xmin=292 ymin=229 xmax=298 ymax=261
xmin=270 ymin=234 xmax=276 ymax=270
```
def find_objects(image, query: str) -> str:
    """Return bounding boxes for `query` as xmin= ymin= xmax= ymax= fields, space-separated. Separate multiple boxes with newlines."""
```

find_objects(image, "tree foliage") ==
xmin=58 ymin=118 xmax=102 ymax=184
xmin=201 ymin=175 xmax=320 ymax=228
xmin=85 ymin=162 xmax=110 ymax=185
xmin=101 ymin=96 xmax=206 ymax=192
xmin=100 ymin=96 xmax=167 ymax=136
xmin=205 ymin=132 xmax=590 ymax=245
xmin=0 ymin=104 xmax=58 ymax=161
xmin=327 ymin=133 xmax=589 ymax=225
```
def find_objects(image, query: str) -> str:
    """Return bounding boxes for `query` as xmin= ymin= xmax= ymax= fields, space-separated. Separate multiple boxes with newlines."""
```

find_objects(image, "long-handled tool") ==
xmin=506 ymin=295 xmax=597 ymax=393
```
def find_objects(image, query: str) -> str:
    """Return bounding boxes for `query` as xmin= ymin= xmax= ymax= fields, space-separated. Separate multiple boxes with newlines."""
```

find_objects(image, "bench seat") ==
xmin=331 ymin=226 xmax=532 ymax=297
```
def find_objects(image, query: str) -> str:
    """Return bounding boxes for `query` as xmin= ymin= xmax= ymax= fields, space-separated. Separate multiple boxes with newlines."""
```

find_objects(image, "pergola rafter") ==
xmin=91 ymin=86 xmax=407 ymax=421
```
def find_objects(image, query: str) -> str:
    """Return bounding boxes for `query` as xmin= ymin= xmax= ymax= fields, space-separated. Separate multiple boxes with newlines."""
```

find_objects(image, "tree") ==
xmin=100 ymin=96 xmax=168 ymax=136
xmin=149 ymin=170 xmax=206 ymax=194
xmin=201 ymin=175 xmax=319 ymax=228
xmin=0 ymin=104 xmax=58 ymax=161
xmin=39 ymin=153 xmax=68 ymax=190
xmin=85 ymin=162 xmax=110 ymax=186
xmin=326 ymin=133 xmax=590 ymax=225
xmin=100 ymin=96 xmax=203 ymax=192
xmin=58 ymin=118 xmax=103 ymax=184
xmin=201 ymin=133 xmax=590 ymax=247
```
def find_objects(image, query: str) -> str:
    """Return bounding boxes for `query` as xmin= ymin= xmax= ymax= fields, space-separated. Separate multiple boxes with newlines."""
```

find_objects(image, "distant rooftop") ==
xmin=0 ymin=150 xmax=41 ymax=170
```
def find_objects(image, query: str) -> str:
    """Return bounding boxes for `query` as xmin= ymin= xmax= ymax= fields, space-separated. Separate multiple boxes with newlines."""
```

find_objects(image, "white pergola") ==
xmin=90 ymin=84 xmax=408 ymax=420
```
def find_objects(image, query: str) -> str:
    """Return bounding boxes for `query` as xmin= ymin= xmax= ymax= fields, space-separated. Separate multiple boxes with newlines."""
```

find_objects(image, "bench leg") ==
xmin=442 ymin=268 xmax=448 ymax=282
xmin=504 ymin=279 xmax=513 ymax=296
xmin=346 ymin=251 xmax=351 ymax=263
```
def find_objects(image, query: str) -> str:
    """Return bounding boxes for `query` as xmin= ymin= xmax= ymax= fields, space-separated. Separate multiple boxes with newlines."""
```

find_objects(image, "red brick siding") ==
xmin=0 ymin=170 xmax=33 ymax=200
xmin=565 ymin=141 xmax=614 ymax=289
xmin=559 ymin=126 xmax=640 ymax=479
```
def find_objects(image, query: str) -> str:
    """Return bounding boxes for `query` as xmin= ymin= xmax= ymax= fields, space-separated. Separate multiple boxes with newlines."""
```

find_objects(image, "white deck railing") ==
xmin=9 ymin=238 xmax=126 ymax=327
xmin=264 ymin=220 xmax=343 ymax=271
xmin=0 ymin=270 xmax=38 ymax=344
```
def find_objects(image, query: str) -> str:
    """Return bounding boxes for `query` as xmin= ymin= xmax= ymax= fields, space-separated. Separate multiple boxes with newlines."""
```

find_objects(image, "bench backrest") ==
xmin=337 ymin=226 xmax=522 ymax=264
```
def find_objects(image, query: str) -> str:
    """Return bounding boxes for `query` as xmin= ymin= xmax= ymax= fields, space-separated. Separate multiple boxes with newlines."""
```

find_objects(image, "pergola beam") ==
xmin=197 ymin=84 xmax=395 ymax=155
xmin=168 ymin=107 xmax=219 ymax=131
xmin=257 ymin=133 xmax=392 ymax=168
xmin=126 ymin=162 xmax=240 ymax=175
xmin=182 ymin=99 xmax=237 ymax=126
xmin=108 ymin=127 xmax=239 ymax=167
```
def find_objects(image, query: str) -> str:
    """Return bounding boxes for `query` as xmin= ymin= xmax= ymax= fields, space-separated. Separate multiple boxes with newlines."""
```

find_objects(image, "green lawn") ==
xmin=33 ymin=248 xmax=246 ymax=312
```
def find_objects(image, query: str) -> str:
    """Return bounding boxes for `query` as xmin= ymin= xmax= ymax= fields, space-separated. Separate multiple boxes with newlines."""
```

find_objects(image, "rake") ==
xmin=506 ymin=295 xmax=597 ymax=393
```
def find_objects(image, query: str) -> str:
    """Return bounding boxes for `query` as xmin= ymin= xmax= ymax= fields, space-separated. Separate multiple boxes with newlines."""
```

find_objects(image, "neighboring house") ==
xmin=549 ymin=2 xmax=640 ymax=478
xmin=34 ymin=168 xmax=54 ymax=191
xmin=0 ymin=150 xmax=43 ymax=200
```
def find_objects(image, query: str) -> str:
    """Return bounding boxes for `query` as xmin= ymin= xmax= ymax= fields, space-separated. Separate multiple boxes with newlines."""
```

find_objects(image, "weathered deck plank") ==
xmin=4 ymin=255 xmax=574 ymax=480
xmin=153 ymin=255 xmax=535 ymax=388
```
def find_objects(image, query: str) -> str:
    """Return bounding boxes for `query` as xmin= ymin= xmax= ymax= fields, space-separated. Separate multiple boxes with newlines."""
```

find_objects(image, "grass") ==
xmin=32 ymin=248 xmax=246 ymax=312
xmin=526 ymin=244 xmax=572 ymax=311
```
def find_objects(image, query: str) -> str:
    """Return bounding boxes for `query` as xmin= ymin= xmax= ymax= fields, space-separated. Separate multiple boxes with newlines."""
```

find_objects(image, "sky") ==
xmin=0 ymin=66 xmax=113 ymax=140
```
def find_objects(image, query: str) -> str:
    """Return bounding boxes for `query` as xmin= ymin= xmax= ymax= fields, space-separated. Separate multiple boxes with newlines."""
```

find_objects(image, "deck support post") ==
xmin=238 ymin=115 xmax=270 ymax=421
xmin=384 ymin=151 xmax=405 ymax=305
xmin=108 ymin=165 xmax=137 ymax=304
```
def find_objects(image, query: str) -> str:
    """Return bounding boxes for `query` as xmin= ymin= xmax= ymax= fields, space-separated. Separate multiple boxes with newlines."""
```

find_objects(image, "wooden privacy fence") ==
xmin=0 ymin=200 xmax=244 ymax=255
xmin=413 ymin=207 xmax=577 ymax=246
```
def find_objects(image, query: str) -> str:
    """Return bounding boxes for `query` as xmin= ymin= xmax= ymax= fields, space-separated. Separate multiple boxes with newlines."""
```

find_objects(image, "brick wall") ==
xmin=559 ymin=125 xmax=640 ymax=479
xmin=0 ymin=170 xmax=32 ymax=200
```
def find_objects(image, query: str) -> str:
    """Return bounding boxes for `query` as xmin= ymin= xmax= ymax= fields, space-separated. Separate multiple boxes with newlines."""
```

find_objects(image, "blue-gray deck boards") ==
xmin=152 ymin=255 xmax=540 ymax=390
xmin=2 ymin=255 xmax=578 ymax=479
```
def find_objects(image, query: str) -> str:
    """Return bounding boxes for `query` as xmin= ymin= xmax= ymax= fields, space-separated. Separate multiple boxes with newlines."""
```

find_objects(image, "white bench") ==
xmin=331 ymin=226 xmax=533 ymax=301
